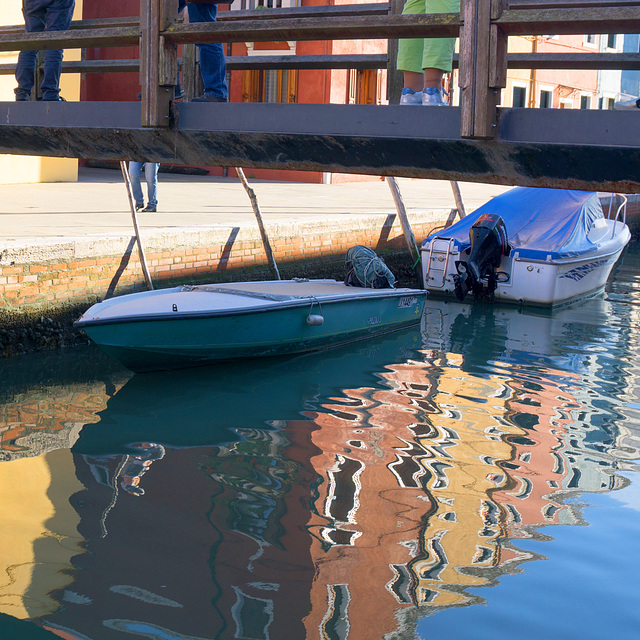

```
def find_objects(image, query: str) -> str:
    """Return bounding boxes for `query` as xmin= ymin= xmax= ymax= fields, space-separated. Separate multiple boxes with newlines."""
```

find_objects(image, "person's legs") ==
xmin=397 ymin=0 xmax=427 ymax=104
xmin=144 ymin=163 xmax=159 ymax=208
xmin=129 ymin=162 xmax=145 ymax=209
xmin=397 ymin=0 xmax=458 ymax=105
xmin=397 ymin=0 xmax=426 ymax=80
xmin=421 ymin=0 xmax=458 ymax=84
xmin=186 ymin=3 xmax=228 ymax=100
xmin=40 ymin=0 xmax=75 ymax=100
xmin=14 ymin=0 xmax=47 ymax=100
xmin=420 ymin=0 xmax=458 ymax=105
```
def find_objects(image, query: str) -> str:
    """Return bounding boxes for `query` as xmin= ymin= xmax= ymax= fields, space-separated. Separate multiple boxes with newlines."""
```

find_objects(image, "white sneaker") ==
xmin=614 ymin=97 xmax=640 ymax=110
xmin=399 ymin=88 xmax=422 ymax=105
xmin=422 ymin=87 xmax=448 ymax=106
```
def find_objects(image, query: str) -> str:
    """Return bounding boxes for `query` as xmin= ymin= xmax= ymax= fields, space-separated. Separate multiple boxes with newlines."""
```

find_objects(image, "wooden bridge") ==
xmin=1 ymin=0 xmax=639 ymax=192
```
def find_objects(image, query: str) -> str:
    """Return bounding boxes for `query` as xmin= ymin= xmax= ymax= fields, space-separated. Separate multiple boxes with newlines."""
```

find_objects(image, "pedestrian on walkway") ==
xmin=14 ymin=0 xmax=76 ymax=102
xmin=129 ymin=162 xmax=160 ymax=213
xmin=397 ymin=0 xmax=459 ymax=106
xmin=178 ymin=0 xmax=228 ymax=102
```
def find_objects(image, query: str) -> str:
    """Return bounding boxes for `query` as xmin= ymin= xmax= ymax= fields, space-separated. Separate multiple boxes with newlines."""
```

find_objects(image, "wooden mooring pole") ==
xmin=385 ymin=176 xmax=422 ymax=287
xmin=236 ymin=168 xmax=281 ymax=281
xmin=120 ymin=161 xmax=154 ymax=291
xmin=450 ymin=180 xmax=467 ymax=218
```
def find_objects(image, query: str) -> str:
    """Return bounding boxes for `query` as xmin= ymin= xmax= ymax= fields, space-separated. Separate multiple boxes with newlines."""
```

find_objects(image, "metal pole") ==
xmin=385 ymin=176 xmax=422 ymax=287
xmin=120 ymin=161 xmax=154 ymax=291
xmin=236 ymin=167 xmax=281 ymax=280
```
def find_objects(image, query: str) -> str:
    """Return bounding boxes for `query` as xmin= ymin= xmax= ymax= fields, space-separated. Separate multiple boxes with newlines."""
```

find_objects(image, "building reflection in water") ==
xmin=0 ymin=295 xmax=637 ymax=639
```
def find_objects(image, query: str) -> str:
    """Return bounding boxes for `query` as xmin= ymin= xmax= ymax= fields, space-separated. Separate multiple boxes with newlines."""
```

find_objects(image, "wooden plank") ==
xmin=495 ymin=52 xmax=640 ymax=70
xmin=163 ymin=14 xmax=462 ymax=44
xmin=0 ymin=4 xmax=388 ymax=34
xmin=120 ymin=161 xmax=154 ymax=291
xmin=0 ymin=26 xmax=140 ymax=52
xmin=1 ymin=102 xmax=639 ymax=192
xmin=0 ymin=16 xmax=140 ymax=35
xmin=218 ymin=3 xmax=391 ymax=20
xmin=224 ymin=54 xmax=388 ymax=70
xmin=509 ymin=0 xmax=640 ymax=8
xmin=181 ymin=44 xmax=199 ymax=102
xmin=386 ymin=0 xmax=405 ymax=105
xmin=140 ymin=0 xmax=177 ymax=127
xmin=1 ymin=51 xmax=637 ymax=77
xmin=0 ymin=14 xmax=459 ymax=52
xmin=496 ymin=7 xmax=640 ymax=35
xmin=160 ymin=0 xmax=179 ymax=87
xmin=0 ymin=55 xmax=389 ymax=76
xmin=1 ymin=9 xmax=639 ymax=51
xmin=460 ymin=0 xmax=494 ymax=139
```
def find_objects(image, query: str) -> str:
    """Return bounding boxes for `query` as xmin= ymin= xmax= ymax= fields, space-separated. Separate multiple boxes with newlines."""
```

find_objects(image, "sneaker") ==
xmin=142 ymin=204 xmax=156 ymax=212
xmin=135 ymin=202 xmax=144 ymax=212
xmin=42 ymin=96 xmax=66 ymax=101
xmin=422 ymin=87 xmax=448 ymax=106
xmin=192 ymin=94 xmax=228 ymax=103
xmin=399 ymin=88 xmax=422 ymax=105
xmin=614 ymin=97 xmax=640 ymax=110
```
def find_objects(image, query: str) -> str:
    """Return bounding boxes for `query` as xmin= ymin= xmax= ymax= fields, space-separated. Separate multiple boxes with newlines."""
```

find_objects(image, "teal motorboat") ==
xmin=75 ymin=279 xmax=426 ymax=372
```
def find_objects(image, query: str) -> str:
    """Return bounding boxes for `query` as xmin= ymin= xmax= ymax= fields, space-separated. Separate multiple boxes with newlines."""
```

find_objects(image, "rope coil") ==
xmin=344 ymin=245 xmax=396 ymax=289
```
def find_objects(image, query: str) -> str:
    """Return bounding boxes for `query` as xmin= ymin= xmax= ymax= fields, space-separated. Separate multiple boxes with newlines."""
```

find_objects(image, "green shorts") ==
xmin=396 ymin=0 xmax=460 ymax=74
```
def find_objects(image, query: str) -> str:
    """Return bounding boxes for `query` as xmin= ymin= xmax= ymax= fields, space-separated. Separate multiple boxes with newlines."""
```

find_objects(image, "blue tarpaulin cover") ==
xmin=423 ymin=187 xmax=604 ymax=259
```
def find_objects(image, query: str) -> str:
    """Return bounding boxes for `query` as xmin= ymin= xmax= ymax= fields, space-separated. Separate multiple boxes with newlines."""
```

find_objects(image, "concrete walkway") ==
xmin=0 ymin=168 xmax=511 ymax=242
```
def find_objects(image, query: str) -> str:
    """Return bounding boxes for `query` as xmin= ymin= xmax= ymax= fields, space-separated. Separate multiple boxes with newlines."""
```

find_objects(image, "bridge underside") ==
xmin=1 ymin=101 xmax=639 ymax=193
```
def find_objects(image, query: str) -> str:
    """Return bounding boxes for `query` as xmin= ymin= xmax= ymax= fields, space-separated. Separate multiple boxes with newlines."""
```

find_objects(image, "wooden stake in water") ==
xmin=236 ymin=167 xmax=281 ymax=281
xmin=120 ymin=161 xmax=154 ymax=291
xmin=385 ymin=176 xmax=421 ymax=283
xmin=385 ymin=176 xmax=424 ymax=288
xmin=450 ymin=180 xmax=467 ymax=218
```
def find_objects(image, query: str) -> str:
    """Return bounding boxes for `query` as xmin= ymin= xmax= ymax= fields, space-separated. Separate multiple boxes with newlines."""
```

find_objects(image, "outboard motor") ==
xmin=454 ymin=213 xmax=508 ymax=302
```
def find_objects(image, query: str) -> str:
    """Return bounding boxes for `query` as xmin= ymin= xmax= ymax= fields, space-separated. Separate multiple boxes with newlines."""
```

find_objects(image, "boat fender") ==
xmin=307 ymin=314 xmax=325 ymax=326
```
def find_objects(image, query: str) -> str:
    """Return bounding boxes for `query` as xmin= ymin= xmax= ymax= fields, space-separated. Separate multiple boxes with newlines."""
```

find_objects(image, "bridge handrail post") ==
xmin=459 ymin=0 xmax=508 ymax=139
xmin=386 ymin=0 xmax=405 ymax=105
xmin=140 ymin=0 xmax=178 ymax=127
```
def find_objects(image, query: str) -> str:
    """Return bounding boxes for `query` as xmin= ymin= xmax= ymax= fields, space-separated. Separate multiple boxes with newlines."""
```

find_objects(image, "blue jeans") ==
xmin=14 ymin=0 xmax=75 ymax=101
xmin=129 ymin=162 xmax=159 ymax=207
xmin=178 ymin=0 xmax=228 ymax=100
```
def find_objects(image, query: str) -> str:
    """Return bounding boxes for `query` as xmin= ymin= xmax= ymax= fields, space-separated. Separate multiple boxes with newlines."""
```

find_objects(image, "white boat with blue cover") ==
xmin=421 ymin=187 xmax=630 ymax=307
xmin=75 ymin=278 xmax=426 ymax=372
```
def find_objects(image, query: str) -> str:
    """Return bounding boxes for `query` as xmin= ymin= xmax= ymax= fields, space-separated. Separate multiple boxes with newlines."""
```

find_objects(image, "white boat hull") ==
xmin=422 ymin=220 xmax=630 ymax=307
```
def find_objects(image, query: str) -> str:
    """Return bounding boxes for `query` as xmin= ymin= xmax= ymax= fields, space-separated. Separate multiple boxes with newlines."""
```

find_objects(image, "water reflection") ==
xmin=1 ymin=276 xmax=639 ymax=639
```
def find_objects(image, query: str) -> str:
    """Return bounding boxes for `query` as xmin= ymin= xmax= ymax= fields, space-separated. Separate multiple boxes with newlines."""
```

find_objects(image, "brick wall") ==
xmin=0 ymin=211 xmax=451 ymax=312
xmin=1 ymin=193 xmax=636 ymax=314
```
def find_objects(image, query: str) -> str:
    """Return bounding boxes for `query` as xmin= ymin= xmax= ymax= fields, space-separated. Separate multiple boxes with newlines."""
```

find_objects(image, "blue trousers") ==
xmin=129 ymin=162 xmax=159 ymax=207
xmin=14 ymin=0 xmax=75 ymax=101
xmin=178 ymin=0 xmax=228 ymax=100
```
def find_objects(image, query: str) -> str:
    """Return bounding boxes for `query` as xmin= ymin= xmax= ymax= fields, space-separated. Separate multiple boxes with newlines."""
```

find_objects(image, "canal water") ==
xmin=1 ymin=245 xmax=640 ymax=640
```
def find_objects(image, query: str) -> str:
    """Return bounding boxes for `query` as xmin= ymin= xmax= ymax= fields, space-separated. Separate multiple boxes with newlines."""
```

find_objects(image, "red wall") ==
xmin=82 ymin=0 xmax=141 ymax=101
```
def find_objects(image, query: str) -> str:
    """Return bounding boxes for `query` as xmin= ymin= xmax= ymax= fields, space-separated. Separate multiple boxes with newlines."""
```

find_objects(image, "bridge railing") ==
xmin=0 ymin=0 xmax=639 ymax=138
